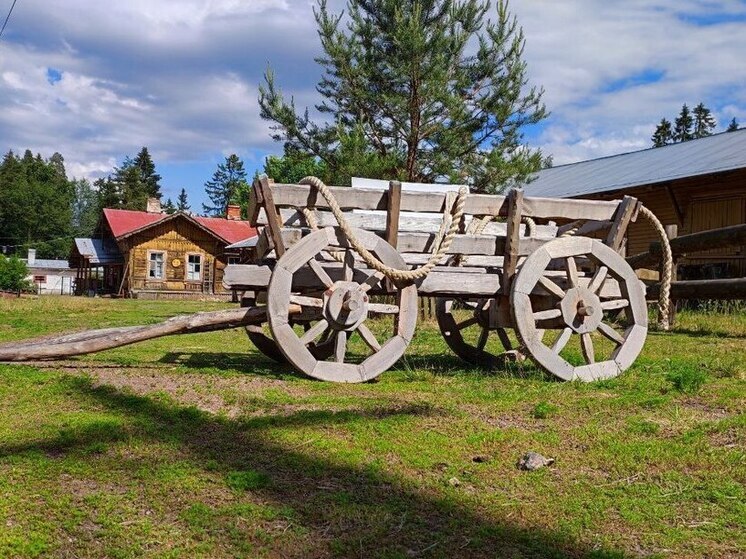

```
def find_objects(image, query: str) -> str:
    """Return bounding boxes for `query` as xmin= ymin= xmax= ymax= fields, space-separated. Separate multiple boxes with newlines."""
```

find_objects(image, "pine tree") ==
xmin=673 ymin=104 xmax=694 ymax=143
xmin=651 ymin=118 xmax=673 ymax=147
xmin=263 ymin=145 xmax=328 ymax=184
xmin=71 ymin=179 xmax=100 ymax=236
xmin=133 ymin=147 xmax=162 ymax=198
xmin=162 ymin=198 xmax=176 ymax=214
xmin=727 ymin=117 xmax=739 ymax=132
xmin=202 ymin=154 xmax=248 ymax=217
xmin=692 ymin=103 xmax=716 ymax=138
xmin=259 ymin=0 xmax=547 ymax=193
xmin=95 ymin=177 xmax=120 ymax=209
xmin=177 ymin=188 xmax=190 ymax=212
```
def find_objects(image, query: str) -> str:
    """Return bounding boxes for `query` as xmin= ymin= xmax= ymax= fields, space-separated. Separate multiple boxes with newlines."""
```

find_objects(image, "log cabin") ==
xmin=70 ymin=200 xmax=256 ymax=298
xmin=525 ymin=128 xmax=746 ymax=278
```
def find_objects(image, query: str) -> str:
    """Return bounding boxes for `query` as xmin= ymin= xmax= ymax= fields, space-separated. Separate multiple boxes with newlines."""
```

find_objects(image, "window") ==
xmin=187 ymin=254 xmax=202 ymax=281
xmin=149 ymin=252 xmax=164 ymax=279
xmin=33 ymin=275 xmax=46 ymax=283
xmin=227 ymin=256 xmax=240 ymax=265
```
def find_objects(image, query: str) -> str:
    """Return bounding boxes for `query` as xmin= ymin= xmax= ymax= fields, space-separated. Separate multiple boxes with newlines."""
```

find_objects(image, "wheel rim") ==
xmin=511 ymin=237 xmax=647 ymax=381
xmin=436 ymin=297 xmax=516 ymax=367
xmin=268 ymin=226 xmax=418 ymax=383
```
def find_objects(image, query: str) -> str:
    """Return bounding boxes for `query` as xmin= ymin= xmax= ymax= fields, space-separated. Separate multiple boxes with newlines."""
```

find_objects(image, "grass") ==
xmin=0 ymin=296 xmax=744 ymax=558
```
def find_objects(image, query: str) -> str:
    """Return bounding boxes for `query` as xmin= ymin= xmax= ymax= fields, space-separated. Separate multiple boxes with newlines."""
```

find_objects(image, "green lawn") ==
xmin=0 ymin=296 xmax=744 ymax=558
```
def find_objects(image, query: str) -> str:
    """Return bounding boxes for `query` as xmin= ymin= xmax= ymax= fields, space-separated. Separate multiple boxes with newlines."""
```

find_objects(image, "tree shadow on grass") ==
xmin=1 ymin=376 xmax=632 ymax=559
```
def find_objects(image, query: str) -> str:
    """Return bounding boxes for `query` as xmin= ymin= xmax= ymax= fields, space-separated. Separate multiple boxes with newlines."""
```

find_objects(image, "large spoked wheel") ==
xmin=268 ymin=226 xmax=418 ymax=383
xmin=436 ymin=297 xmax=517 ymax=367
xmin=242 ymin=296 xmax=335 ymax=363
xmin=511 ymin=237 xmax=647 ymax=382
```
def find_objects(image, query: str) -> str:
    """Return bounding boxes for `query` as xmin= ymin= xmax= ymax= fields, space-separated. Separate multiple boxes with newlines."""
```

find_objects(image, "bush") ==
xmin=0 ymin=255 xmax=31 ymax=293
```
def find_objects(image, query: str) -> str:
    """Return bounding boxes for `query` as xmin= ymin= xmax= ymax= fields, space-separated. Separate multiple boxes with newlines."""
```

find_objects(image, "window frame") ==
xmin=185 ymin=252 xmax=203 ymax=282
xmin=147 ymin=250 xmax=166 ymax=281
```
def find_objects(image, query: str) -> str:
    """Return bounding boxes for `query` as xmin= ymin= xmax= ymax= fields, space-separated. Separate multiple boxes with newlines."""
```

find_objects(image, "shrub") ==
xmin=0 ymin=255 xmax=31 ymax=293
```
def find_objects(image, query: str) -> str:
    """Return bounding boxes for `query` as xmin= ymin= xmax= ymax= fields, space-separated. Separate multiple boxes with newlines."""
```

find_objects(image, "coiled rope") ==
xmin=295 ymin=176 xmax=673 ymax=330
xmin=298 ymin=176 xmax=467 ymax=282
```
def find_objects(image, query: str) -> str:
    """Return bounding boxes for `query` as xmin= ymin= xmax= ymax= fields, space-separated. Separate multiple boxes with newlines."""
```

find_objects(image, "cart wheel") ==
xmin=267 ymin=226 xmax=418 ymax=382
xmin=511 ymin=237 xmax=647 ymax=381
xmin=436 ymin=297 xmax=520 ymax=367
xmin=241 ymin=298 xmax=335 ymax=363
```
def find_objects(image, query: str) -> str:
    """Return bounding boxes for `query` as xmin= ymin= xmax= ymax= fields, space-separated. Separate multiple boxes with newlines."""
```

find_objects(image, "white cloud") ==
xmin=0 ymin=0 xmax=744 ymax=186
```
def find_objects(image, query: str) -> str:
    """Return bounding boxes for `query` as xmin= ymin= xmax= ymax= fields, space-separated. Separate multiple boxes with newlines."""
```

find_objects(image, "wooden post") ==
xmin=502 ymin=189 xmax=524 ymax=295
xmin=663 ymin=224 xmax=678 ymax=327
xmin=385 ymin=181 xmax=402 ymax=249
xmin=606 ymin=196 xmax=640 ymax=253
xmin=255 ymin=175 xmax=286 ymax=258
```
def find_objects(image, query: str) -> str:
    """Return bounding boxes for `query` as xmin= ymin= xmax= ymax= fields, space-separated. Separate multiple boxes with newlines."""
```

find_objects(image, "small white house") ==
xmin=22 ymin=249 xmax=77 ymax=295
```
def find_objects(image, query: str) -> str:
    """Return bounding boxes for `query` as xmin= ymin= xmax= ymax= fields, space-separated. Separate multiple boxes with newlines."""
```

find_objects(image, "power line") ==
xmin=0 ymin=0 xmax=19 ymax=41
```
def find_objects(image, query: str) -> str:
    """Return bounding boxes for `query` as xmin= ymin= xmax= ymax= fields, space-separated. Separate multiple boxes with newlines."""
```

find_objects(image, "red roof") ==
xmin=103 ymin=208 xmax=256 ymax=245
xmin=103 ymin=208 xmax=162 ymax=238
xmin=194 ymin=216 xmax=257 ymax=244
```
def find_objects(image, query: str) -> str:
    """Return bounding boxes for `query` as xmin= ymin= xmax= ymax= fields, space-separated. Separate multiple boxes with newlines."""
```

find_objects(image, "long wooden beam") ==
xmin=647 ymin=278 xmax=746 ymax=300
xmin=628 ymin=223 xmax=746 ymax=268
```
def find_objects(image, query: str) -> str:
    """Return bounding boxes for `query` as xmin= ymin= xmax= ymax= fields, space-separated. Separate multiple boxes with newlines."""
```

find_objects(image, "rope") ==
xmin=639 ymin=206 xmax=673 ymax=330
xmin=298 ymin=176 xmax=467 ymax=282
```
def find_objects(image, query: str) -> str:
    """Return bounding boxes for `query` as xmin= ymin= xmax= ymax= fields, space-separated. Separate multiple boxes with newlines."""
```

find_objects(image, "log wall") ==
xmin=118 ymin=218 xmax=231 ymax=294
xmin=586 ymin=168 xmax=746 ymax=277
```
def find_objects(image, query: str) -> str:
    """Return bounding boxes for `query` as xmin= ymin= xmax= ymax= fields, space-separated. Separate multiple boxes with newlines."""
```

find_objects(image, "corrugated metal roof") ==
xmin=523 ymin=128 xmax=746 ymax=198
xmin=73 ymin=238 xmax=123 ymax=265
xmin=23 ymin=259 xmax=71 ymax=270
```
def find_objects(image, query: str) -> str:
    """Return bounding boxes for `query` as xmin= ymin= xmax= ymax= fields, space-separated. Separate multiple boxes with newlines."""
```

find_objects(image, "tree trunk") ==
xmin=0 ymin=305 xmax=301 ymax=362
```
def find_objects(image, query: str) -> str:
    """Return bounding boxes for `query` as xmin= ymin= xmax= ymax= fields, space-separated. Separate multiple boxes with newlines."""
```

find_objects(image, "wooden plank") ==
xmin=268 ymin=183 xmax=620 ymax=221
xmin=247 ymin=179 xmax=261 ymax=226
xmin=647 ymin=277 xmax=746 ymax=300
xmin=259 ymin=207 xmax=559 ymax=238
xmin=224 ymin=263 xmax=623 ymax=298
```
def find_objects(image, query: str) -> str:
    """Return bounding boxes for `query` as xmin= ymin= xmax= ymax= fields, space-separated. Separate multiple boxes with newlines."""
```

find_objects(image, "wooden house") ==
xmin=525 ymin=128 xmax=746 ymax=278
xmin=70 ymin=201 xmax=256 ymax=298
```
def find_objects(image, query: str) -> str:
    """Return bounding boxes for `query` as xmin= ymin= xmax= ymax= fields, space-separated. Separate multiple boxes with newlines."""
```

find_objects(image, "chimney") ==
xmin=27 ymin=248 xmax=36 ymax=266
xmin=146 ymin=197 xmax=162 ymax=214
xmin=226 ymin=205 xmax=241 ymax=220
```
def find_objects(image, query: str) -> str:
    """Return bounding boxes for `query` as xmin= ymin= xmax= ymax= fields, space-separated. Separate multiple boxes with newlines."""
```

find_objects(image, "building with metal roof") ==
xmin=523 ymin=128 xmax=746 ymax=278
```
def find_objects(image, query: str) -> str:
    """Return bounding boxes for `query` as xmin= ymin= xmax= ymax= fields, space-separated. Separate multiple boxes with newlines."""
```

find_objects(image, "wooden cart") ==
xmin=224 ymin=176 xmax=647 ymax=383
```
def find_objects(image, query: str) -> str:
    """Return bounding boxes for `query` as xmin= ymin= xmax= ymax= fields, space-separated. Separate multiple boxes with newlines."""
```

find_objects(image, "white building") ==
xmin=22 ymin=249 xmax=76 ymax=295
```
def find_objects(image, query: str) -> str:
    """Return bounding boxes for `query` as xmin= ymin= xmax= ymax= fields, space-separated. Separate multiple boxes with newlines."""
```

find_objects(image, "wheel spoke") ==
xmin=580 ymin=332 xmax=595 ymax=364
xmin=601 ymin=299 xmax=630 ymax=311
xmin=588 ymin=266 xmax=608 ymax=294
xmin=360 ymin=271 xmax=385 ymax=293
xmin=289 ymin=294 xmax=324 ymax=308
xmin=307 ymin=258 xmax=334 ymax=288
xmin=537 ymin=275 xmax=566 ymax=299
xmin=551 ymin=327 xmax=572 ymax=354
xmin=477 ymin=327 xmax=489 ymax=350
xmin=533 ymin=308 xmax=562 ymax=321
xmin=368 ymin=302 xmax=399 ymax=314
xmin=565 ymin=257 xmax=580 ymax=288
xmin=496 ymin=328 xmax=513 ymax=350
xmin=597 ymin=321 xmax=625 ymax=345
xmin=457 ymin=316 xmax=480 ymax=330
xmin=334 ymin=330 xmax=347 ymax=363
xmin=299 ymin=319 xmax=329 ymax=345
xmin=343 ymin=249 xmax=354 ymax=282
xmin=356 ymin=323 xmax=381 ymax=352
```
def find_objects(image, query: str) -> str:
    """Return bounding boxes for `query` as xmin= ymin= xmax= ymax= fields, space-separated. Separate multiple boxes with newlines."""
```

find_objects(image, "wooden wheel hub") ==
xmin=324 ymin=282 xmax=369 ymax=330
xmin=560 ymin=287 xmax=602 ymax=334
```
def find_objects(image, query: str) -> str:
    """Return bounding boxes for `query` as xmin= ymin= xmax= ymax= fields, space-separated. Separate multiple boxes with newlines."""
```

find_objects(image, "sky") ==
xmin=1 ymin=0 xmax=745 ymax=210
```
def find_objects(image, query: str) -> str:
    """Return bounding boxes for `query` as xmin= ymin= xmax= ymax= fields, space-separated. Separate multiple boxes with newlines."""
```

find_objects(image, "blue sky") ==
xmin=1 ymin=0 xmax=745 ymax=211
